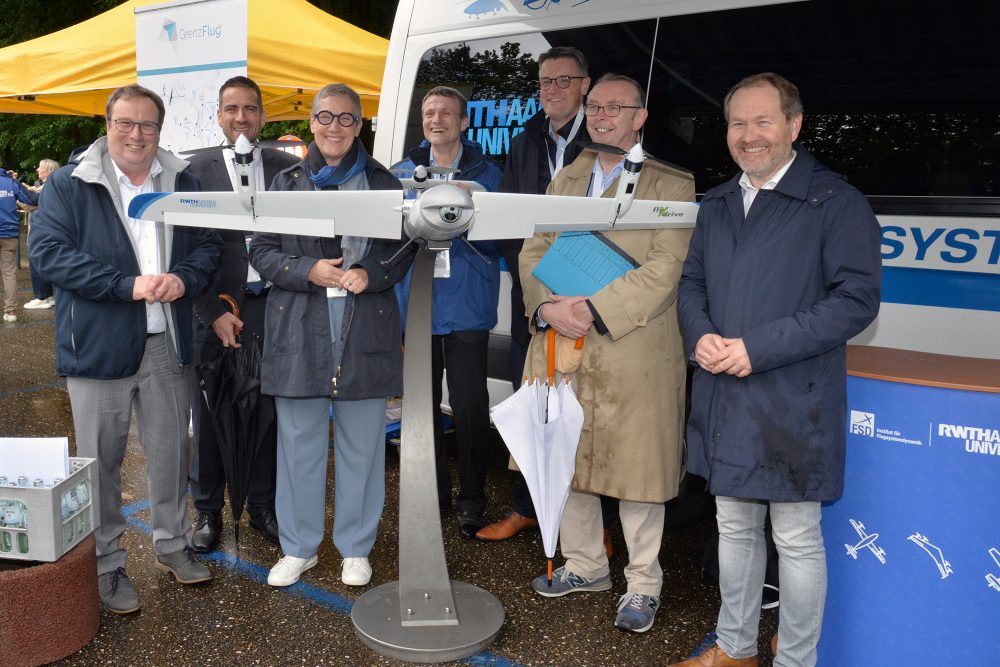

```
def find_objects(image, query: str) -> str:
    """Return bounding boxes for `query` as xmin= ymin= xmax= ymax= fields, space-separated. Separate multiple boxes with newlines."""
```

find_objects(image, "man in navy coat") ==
xmin=673 ymin=73 xmax=881 ymax=667
xmin=188 ymin=76 xmax=300 ymax=551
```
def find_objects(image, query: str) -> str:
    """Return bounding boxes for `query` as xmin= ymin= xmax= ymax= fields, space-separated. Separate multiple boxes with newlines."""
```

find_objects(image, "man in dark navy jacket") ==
xmin=30 ymin=85 xmax=221 ymax=615
xmin=187 ymin=76 xmax=299 ymax=552
xmin=673 ymin=73 xmax=881 ymax=667
xmin=0 ymin=163 xmax=37 ymax=322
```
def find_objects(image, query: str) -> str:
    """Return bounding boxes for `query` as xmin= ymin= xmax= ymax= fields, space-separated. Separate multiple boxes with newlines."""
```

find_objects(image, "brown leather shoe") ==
xmin=668 ymin=644 xmax=758 ymax=667
xmin=475 ymin=512 xmax=539 ymax=541
xmin=603 ymin=528 xmax=614 ymax=559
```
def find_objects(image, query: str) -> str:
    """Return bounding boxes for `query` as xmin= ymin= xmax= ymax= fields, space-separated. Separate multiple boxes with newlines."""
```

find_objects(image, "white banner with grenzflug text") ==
xmin=135 ymin=0 xmax=248 ymax=153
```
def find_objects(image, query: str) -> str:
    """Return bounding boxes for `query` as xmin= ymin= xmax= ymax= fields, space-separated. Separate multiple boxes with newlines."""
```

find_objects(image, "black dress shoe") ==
xmin=192 ymin=510 xmax=222 ymax=552
xmin=248 ymin=509 xmax=280 ymax=545
xmin=457 ymin=511 xmax=485 ymax=540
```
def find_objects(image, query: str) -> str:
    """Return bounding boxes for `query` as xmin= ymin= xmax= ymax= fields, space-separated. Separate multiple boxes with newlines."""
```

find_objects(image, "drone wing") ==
xmin=129 ymin=190 xmax=405 ymax=240
xmin=466 ymin=192 xmax=698 ymax=241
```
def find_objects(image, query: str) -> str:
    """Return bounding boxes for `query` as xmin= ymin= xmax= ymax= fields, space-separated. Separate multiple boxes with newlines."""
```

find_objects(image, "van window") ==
xmin=407 ymin=0 xmax=999 ymax=199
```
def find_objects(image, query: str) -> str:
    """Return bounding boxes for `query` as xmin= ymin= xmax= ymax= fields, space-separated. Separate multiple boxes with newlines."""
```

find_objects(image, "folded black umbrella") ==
xmin=196 ymin=295 xmax=275 ymax=542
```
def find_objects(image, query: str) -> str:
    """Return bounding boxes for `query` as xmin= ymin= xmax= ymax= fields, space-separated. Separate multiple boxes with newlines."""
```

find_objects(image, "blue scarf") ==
xmin=308 ymin=140 xmax=366 ymax=189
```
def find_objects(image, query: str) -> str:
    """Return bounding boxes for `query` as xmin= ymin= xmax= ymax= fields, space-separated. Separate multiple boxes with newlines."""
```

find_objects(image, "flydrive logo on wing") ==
xmin=179 ymin=198 xmax=217 ymax=209
xmin=160 ymin=17 xmax=223 ymax=42
xmin=653 ymin=206 xmax=685 ymax=218
xmin=938 ymin=423 xmax=1000 ymax=456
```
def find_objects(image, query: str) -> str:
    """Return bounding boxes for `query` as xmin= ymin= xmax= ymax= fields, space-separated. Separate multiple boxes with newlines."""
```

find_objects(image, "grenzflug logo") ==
xmin=161 ymin=19 xmax=177 ymax=42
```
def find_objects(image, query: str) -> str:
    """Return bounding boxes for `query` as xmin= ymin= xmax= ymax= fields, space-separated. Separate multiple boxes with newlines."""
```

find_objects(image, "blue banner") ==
xmin=820 ymin=376 xmax=1000 ymax=664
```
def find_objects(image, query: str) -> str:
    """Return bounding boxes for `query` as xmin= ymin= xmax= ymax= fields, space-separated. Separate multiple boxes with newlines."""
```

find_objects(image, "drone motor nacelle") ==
xmin=405 ymin=183 xmax=475 ymax=242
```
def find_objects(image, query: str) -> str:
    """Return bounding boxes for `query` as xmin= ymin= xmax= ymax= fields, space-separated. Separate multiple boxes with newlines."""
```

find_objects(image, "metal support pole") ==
xmin=352 ymin=244 xmax=504 ymax=663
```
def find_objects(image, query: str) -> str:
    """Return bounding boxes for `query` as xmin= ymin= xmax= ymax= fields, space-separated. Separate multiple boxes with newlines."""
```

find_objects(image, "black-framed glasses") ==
xmin=583 ymin=104 xmax=642 ymax=117
xmin=539 ymin=75 xmax=586 ymax=90
xmin=111 ymin=119 xmax=161 ymax=135
xmin=313 ymin=110 xmax=360 ymax=127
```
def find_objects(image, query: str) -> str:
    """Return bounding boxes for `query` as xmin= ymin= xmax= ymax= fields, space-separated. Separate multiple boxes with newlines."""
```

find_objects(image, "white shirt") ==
xmin=738 ymin=151 xmax=797 ymax=216
xmin=112 ymin=158 xmax=166 ymax=334
xmin=222 ymin=146 xmax=266 ymax=284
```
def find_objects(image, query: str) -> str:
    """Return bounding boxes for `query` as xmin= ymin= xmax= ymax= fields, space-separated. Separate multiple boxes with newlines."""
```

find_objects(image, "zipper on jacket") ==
xmin=70 ymin=298 xmax=77 ymax=358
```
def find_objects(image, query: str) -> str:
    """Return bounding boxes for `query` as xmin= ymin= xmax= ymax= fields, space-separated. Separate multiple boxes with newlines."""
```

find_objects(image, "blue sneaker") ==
xmin=614 ymin=592 xmax=659 ymax=633
xmin=531 ymin=566 xmax=612 ymax=598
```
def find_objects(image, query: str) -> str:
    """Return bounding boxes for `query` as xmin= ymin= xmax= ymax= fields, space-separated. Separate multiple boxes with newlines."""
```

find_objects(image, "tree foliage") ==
xmin=0 ymin=0 xmax=395 ymax=179
xmin=416 ymin=41 xmax=539 ymax=101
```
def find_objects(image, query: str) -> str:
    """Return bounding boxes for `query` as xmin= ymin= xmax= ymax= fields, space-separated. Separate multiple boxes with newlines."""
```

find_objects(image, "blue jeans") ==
xmin=715 ymin=497 xmax=827 ymax=667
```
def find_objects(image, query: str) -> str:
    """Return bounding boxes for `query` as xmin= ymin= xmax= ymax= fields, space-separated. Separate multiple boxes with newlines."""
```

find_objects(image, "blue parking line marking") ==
xmin=0 ymin=379 xmax=65 ymax=399
xmin=122 ymin=499 xmax=524 ymax=666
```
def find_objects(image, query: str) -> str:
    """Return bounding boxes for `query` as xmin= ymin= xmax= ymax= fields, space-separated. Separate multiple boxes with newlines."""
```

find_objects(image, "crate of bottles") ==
xmin=0 ymin=457 xmax=99 ymax=562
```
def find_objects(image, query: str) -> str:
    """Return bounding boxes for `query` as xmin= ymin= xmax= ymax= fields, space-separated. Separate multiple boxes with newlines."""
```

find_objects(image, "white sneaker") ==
xmin=2 ymin=311 xmax=16 ymax=323
xmin=341 ymin=557 xmax=372 ymax=586
xmin=24 ymin=298 xmax=53 ymax=309
xmin=267 ymin=554 xmax=318 ymax=587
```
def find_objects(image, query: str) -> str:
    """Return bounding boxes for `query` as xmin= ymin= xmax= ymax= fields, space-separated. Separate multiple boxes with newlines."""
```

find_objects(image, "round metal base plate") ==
xmin=351 ymin=580 xmax=505 ymax=664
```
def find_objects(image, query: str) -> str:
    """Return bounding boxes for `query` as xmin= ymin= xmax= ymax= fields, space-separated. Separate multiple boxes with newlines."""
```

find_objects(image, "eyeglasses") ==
xmin=313 ymin=110 xmax=360 ymax=127
xmin=583 ymin=104 xmax=642 ymax=117
xmin=111 ymin=119 xmax=161 ymax=135
xmin=539 ymin=75 xmax=586 ymax=90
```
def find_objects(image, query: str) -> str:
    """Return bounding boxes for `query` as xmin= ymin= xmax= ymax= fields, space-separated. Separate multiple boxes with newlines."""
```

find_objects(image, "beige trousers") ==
xmin=560 ymin=489 xmax=665 ymax=597
xmin=0 ymin=237 xmax=18 ymax=311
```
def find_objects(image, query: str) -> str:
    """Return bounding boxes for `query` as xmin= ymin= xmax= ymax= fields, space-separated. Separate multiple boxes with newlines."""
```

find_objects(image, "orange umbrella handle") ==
xmin=546 ymin=328 xmax=556 ymax=383
xmin=574 ymin=336 xmax=585 ymax=350
xmin=218 ymin=293 xmax=242 ymax=338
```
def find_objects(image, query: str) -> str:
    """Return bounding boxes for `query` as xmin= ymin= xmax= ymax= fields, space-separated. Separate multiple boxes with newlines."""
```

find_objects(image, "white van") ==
xmin=373 ymin=0 xmax=1000 ymax=405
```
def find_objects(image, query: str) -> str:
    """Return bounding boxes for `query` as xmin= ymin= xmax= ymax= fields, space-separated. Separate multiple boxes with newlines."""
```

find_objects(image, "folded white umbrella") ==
xmin=490 ymin=330 xmax=584 ymax=586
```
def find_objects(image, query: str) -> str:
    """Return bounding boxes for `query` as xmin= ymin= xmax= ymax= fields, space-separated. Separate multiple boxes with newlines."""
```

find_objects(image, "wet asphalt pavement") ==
xmin=0 ymin=249 xmax=777 ymax=666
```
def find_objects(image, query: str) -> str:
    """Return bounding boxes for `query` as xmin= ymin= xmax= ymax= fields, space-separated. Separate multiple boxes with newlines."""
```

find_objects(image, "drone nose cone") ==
xmin=626 ymin=143 xmax=644 ymax=163
xmin=234 ymin=133 xmax=254 ymax=155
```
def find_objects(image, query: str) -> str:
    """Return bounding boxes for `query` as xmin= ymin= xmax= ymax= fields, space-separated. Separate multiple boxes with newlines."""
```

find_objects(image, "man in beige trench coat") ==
xmin=520 ymin=73 xmax=694 ymax=633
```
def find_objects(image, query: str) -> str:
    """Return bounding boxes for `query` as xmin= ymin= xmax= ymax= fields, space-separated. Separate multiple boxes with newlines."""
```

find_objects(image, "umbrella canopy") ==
xmin=490 ymin=329 xmax=584 ymax=574
xmin=0 ymin=0 xmax=387 ymax=119
xmin=196 ymin=296 xmax=275 ymax=541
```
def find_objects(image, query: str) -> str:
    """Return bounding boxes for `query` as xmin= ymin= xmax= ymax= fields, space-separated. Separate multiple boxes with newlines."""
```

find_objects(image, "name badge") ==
xmin=433 ymin=249 xmax=451 ymax=278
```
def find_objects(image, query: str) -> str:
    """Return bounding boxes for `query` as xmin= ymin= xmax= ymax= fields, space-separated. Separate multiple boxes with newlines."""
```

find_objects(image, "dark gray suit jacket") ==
xmin=189 ymin=148 xmax=300 ymax=343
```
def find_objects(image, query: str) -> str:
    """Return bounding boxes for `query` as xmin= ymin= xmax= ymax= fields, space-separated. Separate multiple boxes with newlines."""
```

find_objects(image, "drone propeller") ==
xmin=390 ymin=165 xmax=460 ymax=178
xmin=179 ymin=138 xmax=306 ymax=156
xmin=586 ymin=141 xmax=655 ymax=161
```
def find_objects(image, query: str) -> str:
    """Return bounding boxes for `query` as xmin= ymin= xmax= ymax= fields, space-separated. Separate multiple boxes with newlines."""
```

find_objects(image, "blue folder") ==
xmin=531 ymin=232 xmax=639 ymax=297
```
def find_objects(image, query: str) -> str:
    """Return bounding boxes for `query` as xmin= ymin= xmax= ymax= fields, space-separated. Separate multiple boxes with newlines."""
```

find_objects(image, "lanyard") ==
xmin=547 ymin=108 xmax=585 ymax=179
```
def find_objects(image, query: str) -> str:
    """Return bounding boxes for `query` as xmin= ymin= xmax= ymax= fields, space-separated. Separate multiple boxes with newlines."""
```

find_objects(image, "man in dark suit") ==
xmin=188 ymin=76 xmax=300 ymax=551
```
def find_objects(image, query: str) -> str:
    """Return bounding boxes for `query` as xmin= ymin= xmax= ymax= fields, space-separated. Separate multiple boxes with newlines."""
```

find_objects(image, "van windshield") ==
xmin=407 ymin=0 xmax=999 ymax=198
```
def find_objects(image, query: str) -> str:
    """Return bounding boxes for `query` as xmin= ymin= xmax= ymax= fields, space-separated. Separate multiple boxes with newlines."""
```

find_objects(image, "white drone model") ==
xmin=128 ymin=132 xmax=698 ymax=663
xmin=129 ymin=133 xmax=698 ymax=246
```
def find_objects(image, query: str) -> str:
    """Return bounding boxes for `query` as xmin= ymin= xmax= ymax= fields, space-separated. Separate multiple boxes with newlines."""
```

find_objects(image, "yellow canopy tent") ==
xmin=0 ymin=0 xmax=388 ymax=120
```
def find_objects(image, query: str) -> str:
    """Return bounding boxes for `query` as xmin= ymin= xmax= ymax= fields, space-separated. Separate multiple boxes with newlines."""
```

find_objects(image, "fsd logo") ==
xmin=850 ymin=410 xmax=875 ymax=436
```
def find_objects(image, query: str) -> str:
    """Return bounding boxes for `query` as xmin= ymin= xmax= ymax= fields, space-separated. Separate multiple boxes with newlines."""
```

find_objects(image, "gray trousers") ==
xmin=274 ymin=396 xmax=387 ymax=559
xmin=68 ymin=333 xmax=192 ymax=575
xmin=273 ymin=295 xmax=387 ymax=560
